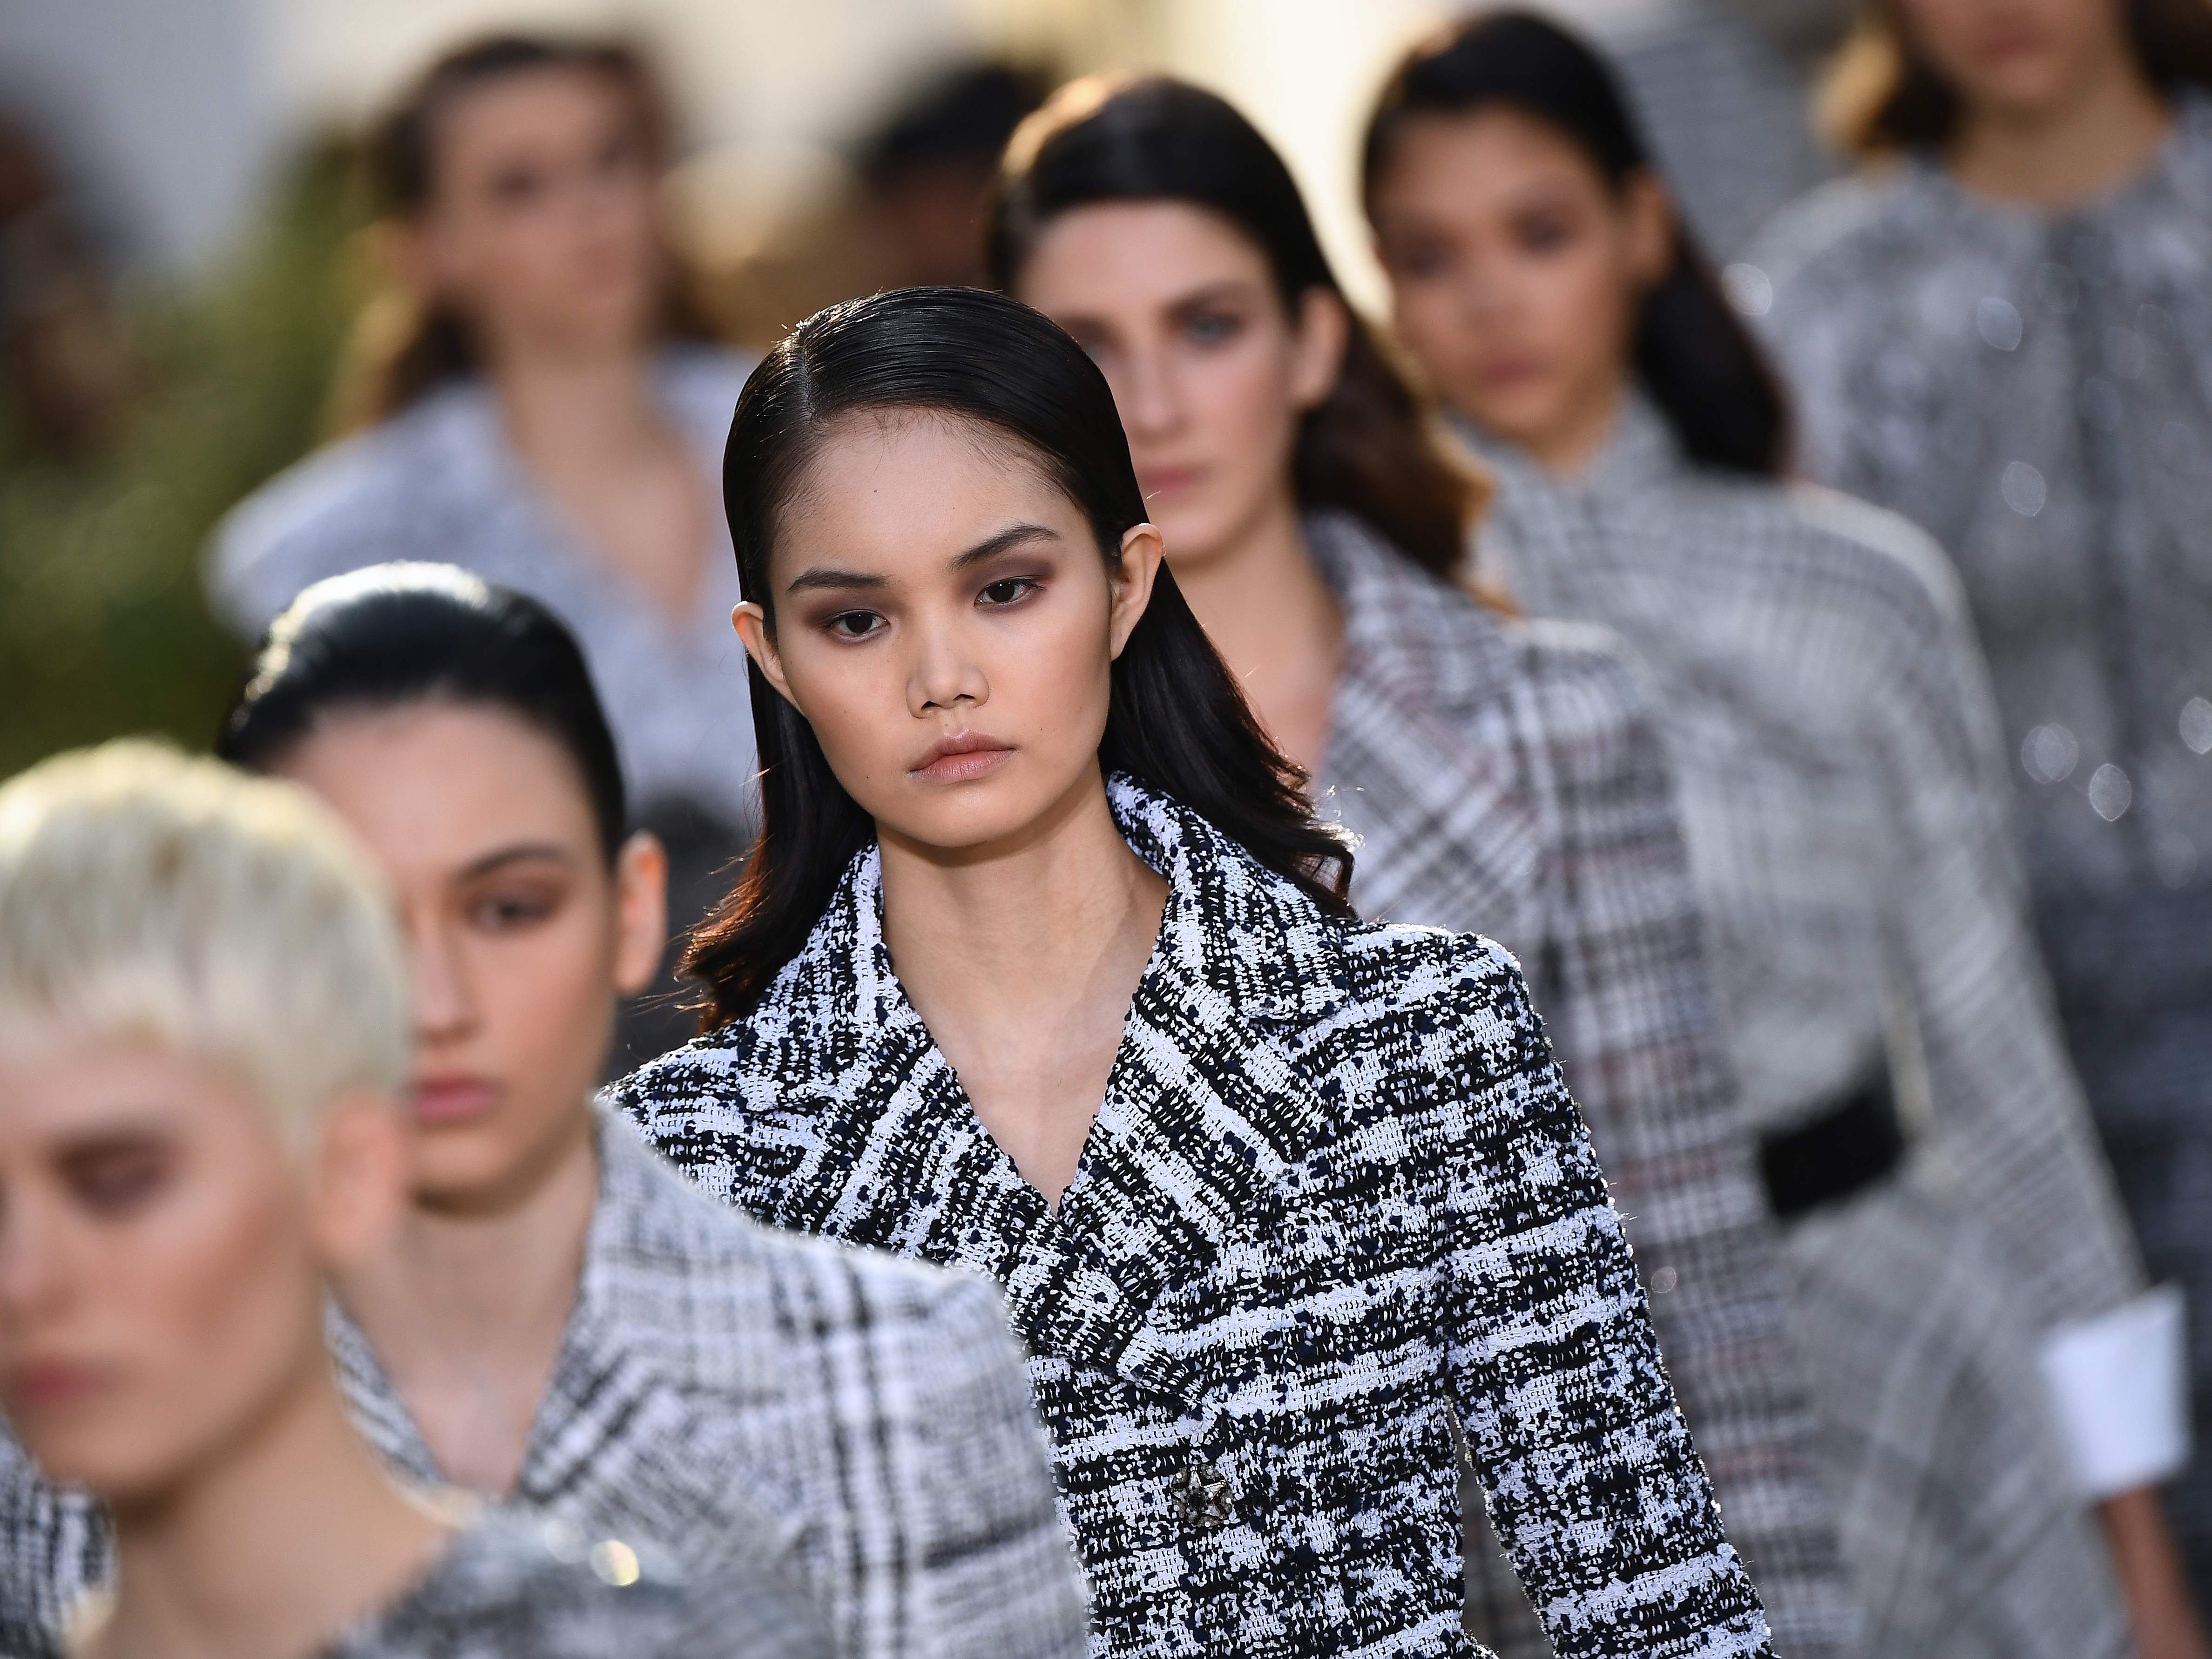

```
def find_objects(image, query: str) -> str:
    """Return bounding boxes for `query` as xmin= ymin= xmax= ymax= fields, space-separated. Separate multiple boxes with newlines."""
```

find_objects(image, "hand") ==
xmin=2100 ymin=1486 xmax=2212 ymax=1659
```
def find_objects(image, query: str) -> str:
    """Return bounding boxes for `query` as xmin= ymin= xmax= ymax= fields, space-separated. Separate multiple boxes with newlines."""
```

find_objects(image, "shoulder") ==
xmin=656 ymin=345 xmax=757 ymax=446
xmin=204 ymin=391 xmax=479 ymax=635
xmin=1331 ymin=914 xmax=1549 ymax=1059
xmin=1747 ymin=167 xmax=1920 ymax=297
xmin=336 ymin=1512 xmax=825 ymax=1659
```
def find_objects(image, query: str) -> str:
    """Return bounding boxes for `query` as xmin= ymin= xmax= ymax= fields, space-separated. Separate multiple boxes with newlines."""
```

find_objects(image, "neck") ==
xmin=1166 ymin=486 xmax=1343 ymax=774
xmin=1948 ymin=57 xmax=2170 ymax=205
xmin=95 ymin=1360 xmax=445 ymax=1659
xmin=330 ymin=1110 xmax=597 ymax=1487
xmin=1520 ymin=374 xmax=1628 ymax=478
xmin=491 ymin=341 xmax=672 ymax=472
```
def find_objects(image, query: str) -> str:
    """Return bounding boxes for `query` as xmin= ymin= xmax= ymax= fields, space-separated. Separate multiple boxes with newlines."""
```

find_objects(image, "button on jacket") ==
xmin=613 ymin=776 xmax=1774 ymax=1659
xmin=1306 ymin=512 xmax=1857 ymax=1659
xmin=0 ymin=1117 xmax=1090 ymax=1659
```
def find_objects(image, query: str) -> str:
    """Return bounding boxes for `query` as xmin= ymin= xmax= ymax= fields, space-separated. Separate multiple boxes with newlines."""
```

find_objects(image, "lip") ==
xmin=5 ymin=1360 xmax=114 ymax=1412
xmin=1474 ymin=356 xmax=1545 ymax=389
xmin=1138 ymin=465 xmax=1205 ymax=502
xmin=909 ymin=731 xmax=1016 ymax=784
xmin=412 ymin=1074 xmax=504 ymax=1128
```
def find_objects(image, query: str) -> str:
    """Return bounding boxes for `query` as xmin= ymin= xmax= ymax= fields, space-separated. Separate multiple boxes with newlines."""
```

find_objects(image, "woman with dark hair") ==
xmin=203 ymin=34 xmax=756 ymax=1060
xmin=983 ymin=74 xmax=1855 ymax=1659
xmin=2 ymin=565 xmax=1091 ymax=1659
xmin=613 ymin=283 xmax=1776 ymax=1659
xmin=1364 ymin=13 xmax=2196 ymax=1659
xmin=1750 ymin=0 xmax=2212 ymax=1607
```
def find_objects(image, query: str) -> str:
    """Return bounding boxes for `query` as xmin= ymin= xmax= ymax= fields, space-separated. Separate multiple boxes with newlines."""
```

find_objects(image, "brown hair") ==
xmin=987 ymin=75 xmax=1484 ymax=577
xmin=1822 ymin=0 xmax=2212 ymax=155
xmin=331 ymin=33 xmax=714 ymax=431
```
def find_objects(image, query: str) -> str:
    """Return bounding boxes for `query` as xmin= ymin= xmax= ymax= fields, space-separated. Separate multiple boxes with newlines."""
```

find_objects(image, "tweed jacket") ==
xmin=1464 ymin=400 xmax=2163 ymax=1659
xmin=0 ymin=1116 xmax=1089 ymax=1659
xmin=613 ymin=776 xmax=1773 ymax=1659
xmin=1306 ymin=513 xmax=1857 ymax=1659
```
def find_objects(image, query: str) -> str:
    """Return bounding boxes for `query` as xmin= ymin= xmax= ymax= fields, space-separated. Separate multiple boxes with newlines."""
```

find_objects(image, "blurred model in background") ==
xmin=203 ymin=34 xmax=752 ymax=1064
xmin=0 ymin=742 xmax=826 ymax=1659
xmin=1365 ymin=14 xmax=2200 ymax=1658
xmin=2 ymin=569 xmax=1090 ymax=1659
xmin=988 ymin=74 xmax=1857 ymax=1659
xmin=1750 ymin=0 xmax=2212 ymax=1605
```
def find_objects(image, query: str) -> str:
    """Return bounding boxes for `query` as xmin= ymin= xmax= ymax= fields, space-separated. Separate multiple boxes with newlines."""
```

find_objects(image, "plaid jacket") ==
xmin=614 ymin=777 xmax=1774 ymax=1659
xmin=1307 ymin=512 xmax=1860 ymax=1659
xmin=0 ymin=1118 xmax=1089 ymax=1659
xmin=1465 ymin=401 xmax=2149 ymax=1658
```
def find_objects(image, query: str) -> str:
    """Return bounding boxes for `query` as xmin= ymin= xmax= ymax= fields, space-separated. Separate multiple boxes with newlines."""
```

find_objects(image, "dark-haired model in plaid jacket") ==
xmin=1305 ymin=510 xmax=1862 ymax=1659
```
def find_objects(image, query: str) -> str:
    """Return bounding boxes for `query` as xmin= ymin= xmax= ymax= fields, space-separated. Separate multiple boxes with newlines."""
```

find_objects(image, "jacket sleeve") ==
xmin=879 ymin=1271 xmax=1092 ymax=1659
xmin=1519 ymin=645 xmax=1863 ymax=1657
xmin=1430 ymin=935 xmax=1772 ymax=1659
xmin=0 ymin=1426 xmax=103 ymax=1659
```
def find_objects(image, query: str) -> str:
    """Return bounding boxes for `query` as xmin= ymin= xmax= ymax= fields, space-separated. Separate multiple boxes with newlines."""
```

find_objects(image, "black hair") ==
xmin=1362 ymin=11 xmax=1789 ymax=478
xmin=215 ymin=563 xmax=628 ymax=864
xmin=685 ymin=285 xmax=1353 ymax=1023
xmin=855 ymin=60 xmax=1052 ymax=188
xmin=988 ymin=76 xmax=1482 ymax=576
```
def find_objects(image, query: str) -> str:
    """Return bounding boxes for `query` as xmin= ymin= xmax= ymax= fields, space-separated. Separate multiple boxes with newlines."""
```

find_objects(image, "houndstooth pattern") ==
xmin=0 ymin=1117 xmax=1089 ymax=1659
xmin=1305 ymin=511 xmax=1859 ymax=1659
xmin=1464 ymin=398 xmax=2146 ymax=1659
xmin=611 ymin=775 xmax=1774 ymax=1659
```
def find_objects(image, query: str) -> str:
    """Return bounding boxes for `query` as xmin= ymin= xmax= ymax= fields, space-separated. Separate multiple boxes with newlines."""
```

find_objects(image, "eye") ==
xmin=1514 ymin=207 xmax=1579 ymax=255
xmin=824 ymin=609 xmax=886 ymax=641
xmin=978 ymin=577 xmax=1041 ymax=608
xmin=487 ymin=162 xmax=548 ymax=207
xmin=468 ymin=887 xmax=561 ymax=932
xmin=65 ymin=1145 xmax=171 ymax=1218
xmin=1184 ymin=309 xmax=1242 ymax=346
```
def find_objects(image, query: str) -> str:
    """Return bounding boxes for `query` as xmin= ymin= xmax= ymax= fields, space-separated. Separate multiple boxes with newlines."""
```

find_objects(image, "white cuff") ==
xmin=2037 ymin=1285 xmax=2190 ymax=1500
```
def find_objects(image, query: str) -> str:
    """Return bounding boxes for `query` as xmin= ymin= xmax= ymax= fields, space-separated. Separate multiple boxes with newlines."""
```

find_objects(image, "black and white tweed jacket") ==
xmin=0 ymin=1118 xmax=1089 ymax=1659
xmin=613 ymin=777 xmax=1774 ymax=1659
xmin=1308 ymin=513 xmax=1857 ymax=1659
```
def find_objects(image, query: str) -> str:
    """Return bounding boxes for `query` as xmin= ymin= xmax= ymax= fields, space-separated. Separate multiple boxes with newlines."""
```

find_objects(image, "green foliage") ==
xmin=0 ymin=141 xmax=364 ymax=775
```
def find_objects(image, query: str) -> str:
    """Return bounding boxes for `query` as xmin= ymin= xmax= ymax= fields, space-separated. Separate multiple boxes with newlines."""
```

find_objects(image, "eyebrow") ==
xmin=458 ymin=842 xmax=576 ymax=881
xmin=784 ymin=522 xmax=1064 ymax=595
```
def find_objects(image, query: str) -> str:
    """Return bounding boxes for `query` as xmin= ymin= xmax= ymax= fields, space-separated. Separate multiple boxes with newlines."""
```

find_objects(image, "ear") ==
xmin=374 ymin=216 xmax=442 ymax=306
xmin=1107 ymin=523 xmax=1165 ymax=660
xmin=732 ymin=602 xmax=801 ymax=710
xmin=1621 ymin=171 xmax=1675 ymax=292
xmin=1288 ymin=287 xmax=1353 ymax=414
xmin=610 ymin=830 xmax=669 ymax=999
xmin=306 ymin=1092 xmax=410 ymax=1271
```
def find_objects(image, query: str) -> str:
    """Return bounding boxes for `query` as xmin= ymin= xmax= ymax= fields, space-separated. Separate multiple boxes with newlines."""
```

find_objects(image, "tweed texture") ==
xmin=612 ymin=776 xmax=1773 ymax=1659
xmin=0 ymin=1118 xmax=1088 ymax=1659
xmin=1750 ymin=98 xmax=2212 ymax=1591
xmin=1307 ymin=512 xmax=1858 ymax=1659
xmin=1464 ymin=399 xmax=2145 ymax=1659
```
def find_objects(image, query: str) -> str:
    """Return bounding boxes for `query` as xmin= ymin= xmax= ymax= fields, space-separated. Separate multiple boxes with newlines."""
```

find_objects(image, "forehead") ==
xmin=775 ymin=410 xmax=1089 ymax=580
xmin=432 ymin=65 xmax=637 ymax=169
xmin=0 ymin=1039 xmax=270 ymax=1151
xmin=1375 ymin=107 xmax=1606 ymax=214
xmin=277 ymin=702 xmax=601 ymax=877
xmin=1019 ymin=199 xmax=1274 ymax=312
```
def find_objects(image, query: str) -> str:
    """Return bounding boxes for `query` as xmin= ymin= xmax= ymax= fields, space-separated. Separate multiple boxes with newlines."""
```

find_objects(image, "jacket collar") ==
xmin=1453 ymin=388 xmax=1684 ymax=510
xmin=756 ymin=775 xmax=1353 ymax=1415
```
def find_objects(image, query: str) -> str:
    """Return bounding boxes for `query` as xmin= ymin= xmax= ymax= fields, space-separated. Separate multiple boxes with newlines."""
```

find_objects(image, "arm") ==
xmin=1432 ymin=937 xmax=1771 ymax=1659
xmin=1522 ymin=646 xmax=1862 ymax=1657
xmin=883 ymin=1273 xmax=1090 ymax=1659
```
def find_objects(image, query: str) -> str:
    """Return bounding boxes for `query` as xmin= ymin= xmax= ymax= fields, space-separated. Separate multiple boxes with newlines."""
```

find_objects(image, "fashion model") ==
xmin=1364 ymin=14 xmax=2197 ymax=1659
xmin=3 ymin=571 xmax=1089 ymax=1659
xmin=985 ymin=75 xmax=1854 ymax=1659
xmin=0 ymin=744 xmax=822 ymax=1659
xmin=205 ymin=35 xmax=758 ymax=1060
xmin=612 ymin=283 xmax=1773 ymax=1659
xmin=1750 ymin=0 xmax=2212 ymax=1603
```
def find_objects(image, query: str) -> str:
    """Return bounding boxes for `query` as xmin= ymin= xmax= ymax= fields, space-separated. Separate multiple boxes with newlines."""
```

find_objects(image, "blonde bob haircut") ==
xmin=0 ymin=741 xmax=409 ymax=1145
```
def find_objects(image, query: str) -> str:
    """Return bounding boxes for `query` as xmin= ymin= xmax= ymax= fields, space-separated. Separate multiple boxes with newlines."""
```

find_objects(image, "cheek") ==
xmin=469 ymin=919 xmax=617 ymax=1097
xmin=779 ymin=638 xmax=915 ymax=799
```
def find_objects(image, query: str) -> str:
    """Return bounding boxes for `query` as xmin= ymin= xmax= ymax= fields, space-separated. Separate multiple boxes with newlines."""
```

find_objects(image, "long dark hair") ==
xmin=216 ymin=563 xmax=628 ymax=865
xmin=1823 ymin=0 xmax=2212 ymax=155
xmin=333 ymin=33 xmax=715 ymax=431
xmin=685 ymin=286 xmax=1353 ymax=1023
xmin=1363 ymin=11 xmax=1789 ymax=478
xmin=987 ymin=76 xmax=1482 ymax=576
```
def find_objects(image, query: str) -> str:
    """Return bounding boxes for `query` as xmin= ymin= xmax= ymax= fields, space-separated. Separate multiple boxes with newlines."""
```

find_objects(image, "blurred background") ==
xmin=0 ymin=0 xmax=1844 ymax=776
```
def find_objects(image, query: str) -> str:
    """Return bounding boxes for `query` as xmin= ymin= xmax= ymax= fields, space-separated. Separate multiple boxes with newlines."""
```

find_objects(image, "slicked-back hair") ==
xmin=686 ymin=285 xmax=1353 ymax=1023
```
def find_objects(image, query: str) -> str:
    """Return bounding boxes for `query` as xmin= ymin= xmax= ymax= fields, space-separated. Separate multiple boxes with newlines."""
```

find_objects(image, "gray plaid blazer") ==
xmin=615 ymin=777 xmax=1774 ymax=1659
xmin=0 ymin=1117 xmax=1089 ymax=1659
xmin=1306 ymin=513 xmax=1859 ymax=1659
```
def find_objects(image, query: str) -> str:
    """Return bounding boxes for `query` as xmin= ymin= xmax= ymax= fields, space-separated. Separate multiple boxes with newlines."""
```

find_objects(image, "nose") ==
xmin=1112 ymin=335 xmax=1184 ymax=445
xmin=0 ymin=1183 xmax=71 ymax=1336
xmin=906 ymin=609 xmax=989 ymax=718
xmin=410 ymin=911 xmax=479 ymax=1048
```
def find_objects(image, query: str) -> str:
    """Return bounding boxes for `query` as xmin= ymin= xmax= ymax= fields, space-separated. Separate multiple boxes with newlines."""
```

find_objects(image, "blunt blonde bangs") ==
xmin=0 ymin=741 xmax=409 ymax=1144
